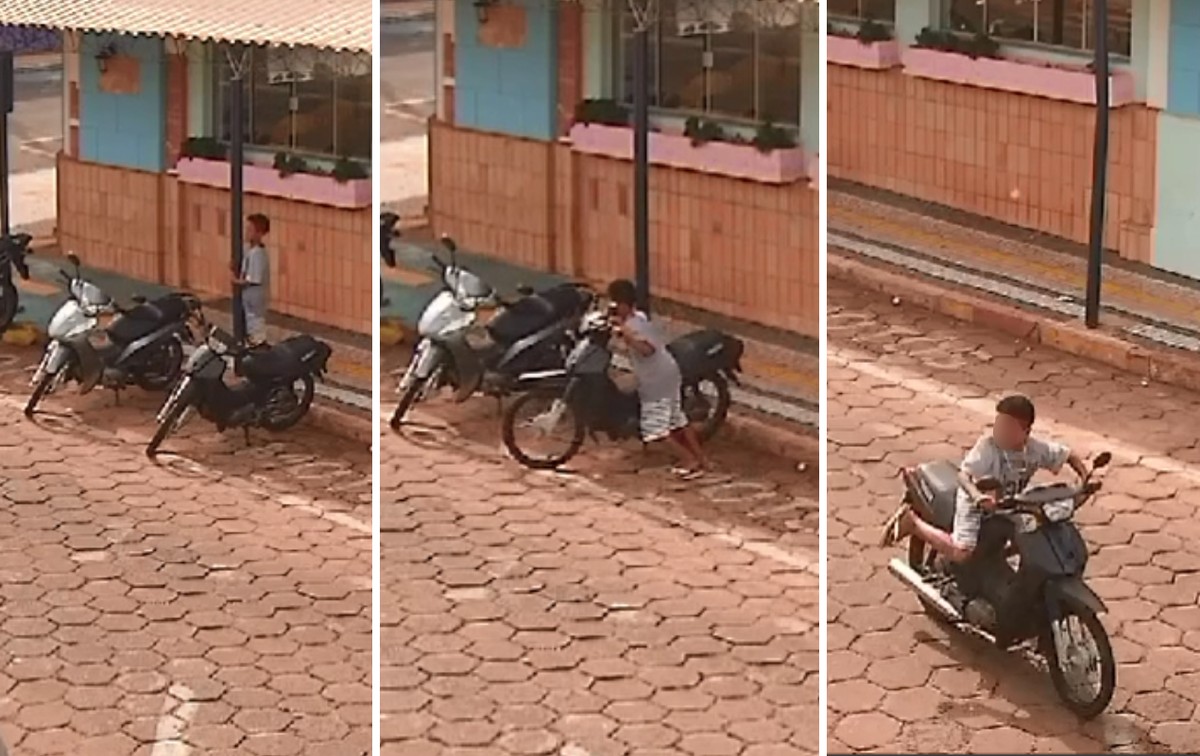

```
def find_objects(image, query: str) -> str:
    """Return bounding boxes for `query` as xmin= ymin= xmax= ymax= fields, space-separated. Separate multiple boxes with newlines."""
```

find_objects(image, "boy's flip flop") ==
xmin=671 ymin=466 xmax=705 ymax=481
xmin=879 ymin=502 xmax=911 ymax=548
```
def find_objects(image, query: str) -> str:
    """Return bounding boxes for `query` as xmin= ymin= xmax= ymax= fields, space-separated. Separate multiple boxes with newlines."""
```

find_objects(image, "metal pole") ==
xmin=229 ymin=46 xmax=247 ymax=344
xmin=0 ymin=50 xmax=13 ymax=238
xmin=632 ymin=18 xmax=651 ymax=314
xmin=1084 ymin=0 xmax=1109 ymax=329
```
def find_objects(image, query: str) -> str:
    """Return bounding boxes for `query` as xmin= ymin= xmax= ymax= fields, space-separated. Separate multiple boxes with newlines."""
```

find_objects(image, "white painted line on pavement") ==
xmin=832 ymin=344 xmax=1200 ymax=486
xmin=149 ymin=684 xmax=196 ymax=756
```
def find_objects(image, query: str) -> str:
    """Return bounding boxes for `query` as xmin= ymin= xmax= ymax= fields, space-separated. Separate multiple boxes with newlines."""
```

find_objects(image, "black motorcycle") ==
xmin=381 ymin=211 xmax=398 ymax=306
xmin=391 ymin=235 xmax=593 ymax=429
xmin=0 ymin=232 xmax=34 ymax=332
xmin=889 ymin=451 xmax=1115 ymax=718
xmin=26 ymin=253 xmax=202 ymax=417
xmin=147 ymin=324 xmax=332 ymax=456
xmin=501 ymin=307 xmax=743 ymax=469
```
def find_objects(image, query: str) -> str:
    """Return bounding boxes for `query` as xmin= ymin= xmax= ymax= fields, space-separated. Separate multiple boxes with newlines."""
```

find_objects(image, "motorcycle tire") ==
xmin=1044 ymin=605 xmax=1116 ymax=720
xmin=907 ymin=530 xmax=956 ymax=626
xmin=261 ymin=375 xmax=316 ymax=431
xmin=147 ymin=393 xmax=191 ymax=457
xmin=134 ymin=339 xmax=185 ymax=392
xmin=0 ymin=278 xmax=16 ymax=334
xmin=502 ymin=390 xmax=585 ymax=470
xmin=686 ymin=374 xmax=731 ymax=443
xmin=24 ymin=371 xmax=53 ymax=418
xmin=390 ymin=378 xmax=423 ymax=431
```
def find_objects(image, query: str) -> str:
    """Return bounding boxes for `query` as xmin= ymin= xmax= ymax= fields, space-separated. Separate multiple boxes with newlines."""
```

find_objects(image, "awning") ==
xmin=0 ymin=0 xmax=371 ymax=52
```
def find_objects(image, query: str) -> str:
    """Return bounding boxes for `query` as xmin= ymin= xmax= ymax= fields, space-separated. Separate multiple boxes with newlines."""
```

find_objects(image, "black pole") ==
xmin=229 ymin=47 xmax=247 ymax=344
xmin=0 ymin=50 xmax=13 ymax=239
xmin=1084 ymin=0 xmax=1109 ymax=329
xmin=632 ymin=21 xmax=651 ymax=314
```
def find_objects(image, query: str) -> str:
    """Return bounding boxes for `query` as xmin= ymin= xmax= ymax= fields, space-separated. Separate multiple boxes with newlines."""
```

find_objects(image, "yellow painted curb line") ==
xmin=2 ymin=322 xmax=43 ymax=347
xmin=379 ymin=320 xmax=409 ymax=347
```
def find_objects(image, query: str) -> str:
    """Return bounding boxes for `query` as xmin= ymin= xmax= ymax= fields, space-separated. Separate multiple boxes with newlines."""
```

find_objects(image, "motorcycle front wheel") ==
xmin=135 ymin=339 xmax=185 ymax=391
xmin=390 ymin=378 xmax=423 ymax=431
xmin=24 ymin=371 xmax=54 ymax=417
xmin=147 ymin=385 xmax=193 ymax=457
xmin=0 ymin=278 xmax=16 ymax=333
xmin=261 ymin=375 xmax=316 ymax=431
xmin=1044 ymin=605 xmax=1115 ymax=719
xmin=502 ymin=390 xmax=585 ymax=470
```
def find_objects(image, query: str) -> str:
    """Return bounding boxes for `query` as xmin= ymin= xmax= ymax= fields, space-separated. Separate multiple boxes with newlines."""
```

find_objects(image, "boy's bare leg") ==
xmin=679 ymin=425 xmax=710 ymax=469
xmin=906 ymin=511 xmax=971 ymax=563
xmin=664 ymin=432 xmax=703 ymax=470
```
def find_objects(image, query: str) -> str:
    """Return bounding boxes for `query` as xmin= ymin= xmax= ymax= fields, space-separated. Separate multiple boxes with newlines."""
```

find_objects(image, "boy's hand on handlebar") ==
xmin=976 ymin=494 xmax=998 ymax=511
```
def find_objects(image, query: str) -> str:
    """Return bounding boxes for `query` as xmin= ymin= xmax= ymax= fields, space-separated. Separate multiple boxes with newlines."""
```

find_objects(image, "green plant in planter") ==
xmin=273 ymin=151 xmax=310 ymax=178
xmin=573 ymin=98 xmax=630 ymax=127
xmin=331 ymin=157 xmax=369 ymax=184
xmin=683 ymin=116 xmax=727 ymax=146
xmin=856 ymin=18 xmax=893 ymax=44
xmin=751 ymin=122 xmax=798 ymax=154
xmin=914 ymin=27 xmax=1001 ymax=59
xmin=181 ymin=136 xmax=226 ymax=160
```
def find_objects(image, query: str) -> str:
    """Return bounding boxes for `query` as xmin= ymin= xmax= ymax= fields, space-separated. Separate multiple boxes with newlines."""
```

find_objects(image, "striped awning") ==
xmin=0 ymin=0 xmax=371 ymax=52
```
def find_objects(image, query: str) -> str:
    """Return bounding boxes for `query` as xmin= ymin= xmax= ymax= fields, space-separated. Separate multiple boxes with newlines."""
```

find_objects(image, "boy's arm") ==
xmin=958 ymin=438 xmax=997 ymax=509
xmin=1066 ymin=451 xmax=1088 ymax=480
xmin=615 ymin=321 xmax=656 ymax=357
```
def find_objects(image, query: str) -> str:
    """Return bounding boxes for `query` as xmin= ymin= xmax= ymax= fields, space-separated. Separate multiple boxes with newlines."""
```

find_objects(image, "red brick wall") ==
xmin=164 ymin=53 xmax=188 ymax=167
xmin=556 ymin=3 xmax=583 ymax=136
xmin=828 ymin=65 xmax=1158 ymax=264
xmin=429 ymin=122 xmax=819 ymax=336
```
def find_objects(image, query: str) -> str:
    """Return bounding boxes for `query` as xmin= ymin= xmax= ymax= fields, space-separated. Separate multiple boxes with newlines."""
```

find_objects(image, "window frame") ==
xmin=827 ymin=0 xmax=897 ymax=25
xmin=940 ymin=0 xmax=1134 ymax=61
xmin=608 ymin=0 xmax=804 ymax=132
xmin=206 ymin=43 xmax=372 ymax=167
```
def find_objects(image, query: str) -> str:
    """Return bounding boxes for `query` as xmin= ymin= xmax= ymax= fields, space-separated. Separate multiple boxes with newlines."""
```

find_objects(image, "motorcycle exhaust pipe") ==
xmin=887 ymin=558 xmax=962 ymax=622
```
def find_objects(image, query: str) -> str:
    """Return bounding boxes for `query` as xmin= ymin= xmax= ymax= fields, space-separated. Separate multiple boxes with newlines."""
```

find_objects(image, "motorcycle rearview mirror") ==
xmin=440 ymin=234 xmax=458 ymax=265
xmin=1093 ymin=451 xmax=1112 ymax=469
xmin=975 ymin=477 xmax=1002 ymax=493
xmin=67 ymin=252 xmax=81 ymax=271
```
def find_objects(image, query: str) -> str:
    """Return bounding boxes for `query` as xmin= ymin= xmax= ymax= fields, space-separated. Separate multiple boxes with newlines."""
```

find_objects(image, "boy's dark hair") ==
xmin=996 ymin=394 xmax=1035 ymax=430
xmin=607 ymin=279 xmax=637 ymax=306
xmin=248 ymin=213 xmax=271 ymax=234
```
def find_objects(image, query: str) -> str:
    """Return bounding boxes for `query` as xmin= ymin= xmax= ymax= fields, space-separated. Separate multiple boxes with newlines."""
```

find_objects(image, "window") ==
xmin=944 ymin=0 xmax=1133 ymax=56
xmin=613 ymin=0 xmax=802 ymax=125
xmin=212 ymin=45 xmax=372 ymax=162
xmin=828 ymin=0 xmax=896 ymax=24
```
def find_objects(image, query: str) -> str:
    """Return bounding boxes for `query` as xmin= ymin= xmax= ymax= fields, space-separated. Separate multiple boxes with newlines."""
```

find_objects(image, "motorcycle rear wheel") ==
xmin=1044 ymin=606 xmax=1115 ymax=719
xmin=261 ymin=375 xmax=316 ymax=431
xmin=502 ymin=390 xmax=585 ymax=470
xmin=684 ymin=374 xmax=731 ymax=443
xmin=135 ymin=339 xmax=184 ymax=391
xmin=0 ymin=278 xmax=16 ymax=333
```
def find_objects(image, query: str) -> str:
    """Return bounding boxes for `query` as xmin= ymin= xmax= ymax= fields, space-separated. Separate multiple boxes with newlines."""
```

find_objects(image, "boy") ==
xmin=233 ymin=213 xmax=271 ymax=346
xmin=881 ymin=394 xmax=1088 ymax=563
xmin=607 ymin=279 xmax=710 ymax=479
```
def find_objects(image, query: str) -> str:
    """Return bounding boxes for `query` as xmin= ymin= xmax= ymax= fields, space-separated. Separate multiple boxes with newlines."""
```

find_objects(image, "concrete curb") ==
xmin=308 ymin=401 xmax=372 ymax=445
xmin=725 ymin=410 xmax=818 ymax=467
xmin=831 ymin=253 xmax=1200 ymax=394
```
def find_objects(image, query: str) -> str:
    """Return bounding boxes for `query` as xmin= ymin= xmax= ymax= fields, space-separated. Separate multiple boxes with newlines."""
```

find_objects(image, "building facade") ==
xmin=429 ymin=0 xmax=821 ymax=337
xmin=829 ymin=0 xmax=1200 ymax=281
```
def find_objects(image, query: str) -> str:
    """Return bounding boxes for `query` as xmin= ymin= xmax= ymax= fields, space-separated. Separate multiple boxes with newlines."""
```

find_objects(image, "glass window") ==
xmin=829 ymin=0 xmax=896 ymax=23
xmin=944 ymin=0 xmax=1132 ymax=56
xmin=614 ymin=0 xmax=802 ymax=126
xmin=212 ymin=44 xmax=372 ymax=162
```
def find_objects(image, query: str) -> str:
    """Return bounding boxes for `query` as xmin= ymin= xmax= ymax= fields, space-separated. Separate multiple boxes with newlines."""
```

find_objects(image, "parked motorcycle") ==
xmin=25 ymin=253 xmax=202 ymax=417
xmin=500 ymin=306 xmax=743 ymax=469
xmin=0 ymin=232 xmax=34 ymax=332
xmin=391 ymin=234 xmax=593 ymax=429
xmin=888 ymin=451 xmax=1115 ymax=718
xmin=147 ymin=323 xmax=332 ymax=456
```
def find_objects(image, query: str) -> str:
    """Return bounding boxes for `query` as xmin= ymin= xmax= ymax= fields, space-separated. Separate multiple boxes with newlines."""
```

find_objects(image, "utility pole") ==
xmin=0 ymin=50 xmax=13 ymax=238
xmin=631 ymin=3 xmax=651 ymax=314
xmin=1084 ymin=0 xmax=1110 ymax=329
xmin=229 ymin=46 xmax=247 ymax=344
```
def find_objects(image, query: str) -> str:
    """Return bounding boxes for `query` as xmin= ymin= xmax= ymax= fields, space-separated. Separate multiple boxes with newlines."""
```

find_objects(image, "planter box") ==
xmin=828 ymin=36 xmax=901 ymax=70
xmin=175 ymin=157 xmax=372 ymax=209
xmin=901 ymin=47 xmax=1135 ymax=107
xmin=569 ymin=123 xmax=809 ymax=185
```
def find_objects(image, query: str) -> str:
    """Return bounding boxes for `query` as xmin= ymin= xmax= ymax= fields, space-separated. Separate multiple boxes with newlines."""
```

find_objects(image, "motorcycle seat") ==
xmin=667 ymin=329 xmax=744 ymax=380
xmin=241 ymin=334 xmax=331 ymax=382
xmin=107 ymin=294 xmax=188 ymax=344
xmin=488 ymin=284 xmax=589 ymax=344
xmin=915 ymin=460 xmax=960 ymax=531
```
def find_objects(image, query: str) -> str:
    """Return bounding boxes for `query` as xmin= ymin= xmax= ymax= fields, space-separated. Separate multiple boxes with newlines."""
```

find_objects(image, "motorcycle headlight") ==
xmin=1041 ymin=499 xmax=1076 ymax=523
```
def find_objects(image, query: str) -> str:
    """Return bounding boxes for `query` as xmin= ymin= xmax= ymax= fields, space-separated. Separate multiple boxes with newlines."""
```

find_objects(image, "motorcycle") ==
xmin=391 ymin=234 xmax=593 ymax=429
xmin=0 ymin=232 xmax=34 ymax=332
xmin=381 ymin=211 xmax=398 ymax=307
xmin=888 ymin=451 xmax=1115 ymax=718
xmin=500 ymin=306 xmax=744 ymax=470
xmin=26 ymin=253 xmax=202 ymax=417
xmin=147 ymin=323 xmax=332 ymax=456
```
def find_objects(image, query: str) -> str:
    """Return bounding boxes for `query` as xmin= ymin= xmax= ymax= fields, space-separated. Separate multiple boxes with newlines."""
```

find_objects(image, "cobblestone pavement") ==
xmin=0 ymin=347 xmax=372 ymax=754
xmin=380 ymin=391 xmax=819 ymax=755
xmin=828 ymin=281 xmax=1200 ymax=754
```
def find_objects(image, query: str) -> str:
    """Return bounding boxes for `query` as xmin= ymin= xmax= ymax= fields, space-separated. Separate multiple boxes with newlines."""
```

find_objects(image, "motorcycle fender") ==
xmin=63 ymin=336 xmax=103 ymax=393
xmin=511 ymin=368 xmax=570 ymax=394
xmin=115 ymin=322 xmax=185 ymax=368
xmin=1046 ymin=577 xmax=1108 ymax=617
xmin=431 ymin=333 xmax=480 ymax=402
xmin=402 ymin=339 xmax=441 ymax=387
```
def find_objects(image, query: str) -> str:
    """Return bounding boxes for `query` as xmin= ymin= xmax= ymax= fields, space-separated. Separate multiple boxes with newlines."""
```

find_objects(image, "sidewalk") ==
xmin=829 ymin=185 xmax=1200 ymax=391
xmin=6 ymin=250 xmax=371 ymax=440
xmin=382 ymin=232 xmax=818 ymax=459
